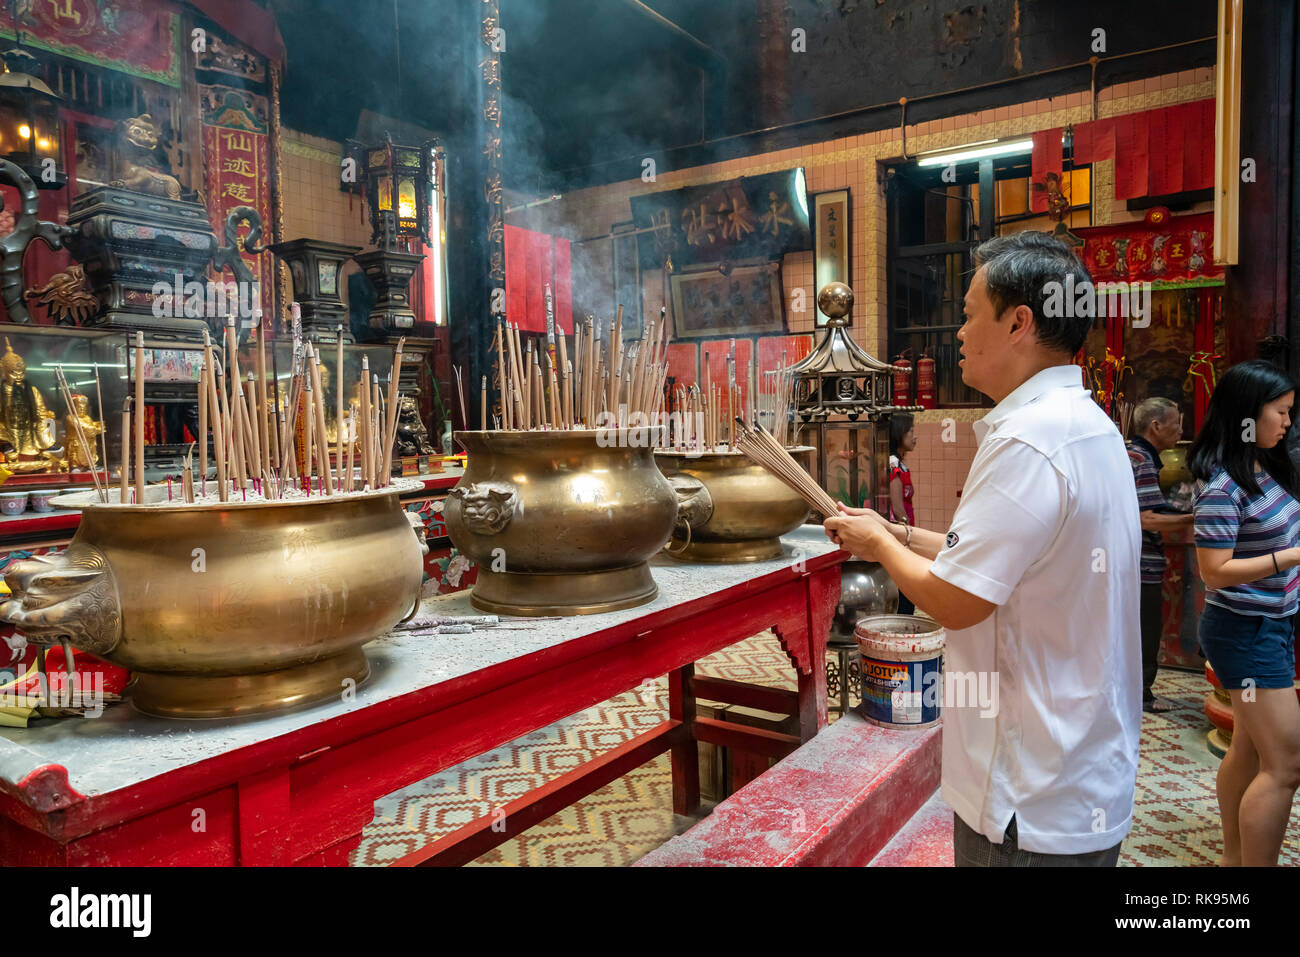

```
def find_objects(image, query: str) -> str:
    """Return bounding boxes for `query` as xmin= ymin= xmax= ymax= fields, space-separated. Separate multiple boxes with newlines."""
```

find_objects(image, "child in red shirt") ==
xmin=889 ymin=413 xmax=916 ymax=613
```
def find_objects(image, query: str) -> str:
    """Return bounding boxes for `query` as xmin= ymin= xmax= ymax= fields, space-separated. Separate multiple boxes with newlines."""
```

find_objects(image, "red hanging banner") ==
xmin=1181 ymin=99 xmax=1214 ymax=189
xmin=505 ymin=225 xmax=573 ymax=334
xmin=201 ymin=87 xmax=274 ymax=319
xmin=1071 ymin=209 xmax=1223 ymax=285
xmin=1146 ymin=108 xmax=1174 ymax=196
xmin=504 ymin=224 xmax=526 ymax=329
xmin=552 ymin=237 xmax=573 ymax=335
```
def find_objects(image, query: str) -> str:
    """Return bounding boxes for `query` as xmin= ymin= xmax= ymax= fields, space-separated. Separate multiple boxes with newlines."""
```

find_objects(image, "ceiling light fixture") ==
xmin=916 ymin=138 xmax=1034 ymax=167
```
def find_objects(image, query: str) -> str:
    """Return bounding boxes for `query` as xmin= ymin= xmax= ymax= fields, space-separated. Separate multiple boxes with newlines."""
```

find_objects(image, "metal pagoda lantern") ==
xmin=353 ymin=135 xmax=440 ymax=336
xmin=0 ymin=46 xmax=64 ymax=189
xmin=790 ymin=281 xmax=921 ymax=513
xmin=792 ymin=281 xmax=921 ymax=715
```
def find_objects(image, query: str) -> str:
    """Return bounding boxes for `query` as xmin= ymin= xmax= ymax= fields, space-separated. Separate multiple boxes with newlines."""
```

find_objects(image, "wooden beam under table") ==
xmin=693 ymin=716 xmax=801 ymax=761
xmin=690 ymin=675 xmax=799 ymax=715
xmin=392 ymin=720 xmax=685 ymax=867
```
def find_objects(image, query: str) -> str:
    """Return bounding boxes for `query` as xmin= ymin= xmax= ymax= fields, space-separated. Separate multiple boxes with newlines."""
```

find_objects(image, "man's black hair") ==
xmin=973 ymin=231 xmax=1095 ymax=356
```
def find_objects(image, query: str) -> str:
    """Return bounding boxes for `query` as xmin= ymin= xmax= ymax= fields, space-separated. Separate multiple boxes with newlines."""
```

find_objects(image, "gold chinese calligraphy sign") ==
xmin=813 ymin=189 xmax=850 ymax=327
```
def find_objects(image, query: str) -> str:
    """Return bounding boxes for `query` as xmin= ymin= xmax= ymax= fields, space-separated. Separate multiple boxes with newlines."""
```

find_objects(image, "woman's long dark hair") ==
xmin=890 ymin=412 xmax=914 ymax=460
xmin=1188 ymin=359 xmax=1300 ymax=499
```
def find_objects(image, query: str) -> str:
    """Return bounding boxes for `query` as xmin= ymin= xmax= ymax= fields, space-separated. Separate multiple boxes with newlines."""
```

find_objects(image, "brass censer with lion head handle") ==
xmin=0 ymin=486 xmax=428 ymax=719
xmin=444 ymin=428 xmax=678 ymax=616
xmin=655 ymin=447 xmax=815 ymax=562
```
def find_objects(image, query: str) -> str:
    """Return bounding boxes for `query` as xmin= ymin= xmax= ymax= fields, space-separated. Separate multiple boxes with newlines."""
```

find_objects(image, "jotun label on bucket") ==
xmin=859 ymin=655 xmax=942 ymax=728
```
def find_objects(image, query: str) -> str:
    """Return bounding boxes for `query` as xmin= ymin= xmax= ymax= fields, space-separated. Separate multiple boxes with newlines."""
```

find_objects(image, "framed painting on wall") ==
xmin=669 ymin=259 xmax=784 ymax=338
xmin=813 ymin=188 xmax=850 ymax=326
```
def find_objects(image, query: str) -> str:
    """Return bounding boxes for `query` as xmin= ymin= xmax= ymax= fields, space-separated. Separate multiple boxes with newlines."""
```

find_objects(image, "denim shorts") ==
xmin=1198 ymin=603 xmax=1297 ymax=691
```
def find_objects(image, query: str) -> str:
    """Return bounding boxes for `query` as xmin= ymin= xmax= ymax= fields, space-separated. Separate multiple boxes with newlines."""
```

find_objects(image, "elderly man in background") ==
xmin=1127 ymin=397 xmax=1194 ymax=713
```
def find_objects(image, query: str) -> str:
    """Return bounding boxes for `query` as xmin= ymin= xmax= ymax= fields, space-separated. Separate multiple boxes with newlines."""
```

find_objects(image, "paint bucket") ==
xmin=854 ymin=614 xmax=945 ymax=729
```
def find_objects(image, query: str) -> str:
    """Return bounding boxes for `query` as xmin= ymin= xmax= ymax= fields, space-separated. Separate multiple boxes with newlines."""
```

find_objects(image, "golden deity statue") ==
xmin=0 ymin=340 xmax=57 ymax=471
xmin=61 ymin=394 xmax=105 ymax=471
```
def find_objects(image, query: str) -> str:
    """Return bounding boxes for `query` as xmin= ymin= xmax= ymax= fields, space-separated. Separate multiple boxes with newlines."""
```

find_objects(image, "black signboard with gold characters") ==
xmin=629 ymin=168 xmax=812 ymax=272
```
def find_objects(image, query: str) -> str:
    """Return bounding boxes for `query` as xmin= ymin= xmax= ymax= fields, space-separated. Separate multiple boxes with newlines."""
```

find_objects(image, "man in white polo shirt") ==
xmin=824 ymin=231 xmax=1141 ymax=866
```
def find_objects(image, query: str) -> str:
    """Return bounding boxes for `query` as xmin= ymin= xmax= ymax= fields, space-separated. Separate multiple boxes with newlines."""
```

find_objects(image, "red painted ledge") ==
xmin=634 ymin=712 xmax=941 ymax=867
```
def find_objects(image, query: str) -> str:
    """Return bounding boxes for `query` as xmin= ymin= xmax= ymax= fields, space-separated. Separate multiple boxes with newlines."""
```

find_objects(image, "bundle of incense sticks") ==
xmin=762 ymin=352 xmax=798 ymax=448
xmin=119 ymin=310 xmax=411 ymax=507
xmin=52 ymin=367 xmax=107 ymax=503
xmin=667 ymin=340 xmax=789 ymax=455
xmin=733 ymin=418 xmax=840 ymax=518
xmin=491 ymin=306 xmax=671 ymax=431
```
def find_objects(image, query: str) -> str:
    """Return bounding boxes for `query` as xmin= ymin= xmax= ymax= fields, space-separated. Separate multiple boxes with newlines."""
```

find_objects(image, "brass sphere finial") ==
xmin=816 ymin=281 xmax=854 ymax=324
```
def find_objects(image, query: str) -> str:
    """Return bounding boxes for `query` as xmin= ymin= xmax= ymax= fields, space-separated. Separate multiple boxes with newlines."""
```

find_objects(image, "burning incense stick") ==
xmin=204 ymin=335 xmax=229 ymax=502
xmin=372 ymin=374 xmax=383 ymax=483
xmin=335 ymin=326 xmax=344 ymax=491
xmin=245 ymin=372 xmax=263 ymax=479
xmin=522 ymin=339 xmax=534 ymax=427
xmin=386 ymin=392 xmax=404 ymax=484
xmin=303 ymin=374 xmax=316 ymax=491
xmin=495 ymin=322 xmax=509 ymax=430
xmin=133 ymin=331 xmax=145 ymax=506
xmin=345 ymin=409 xmax=355 ymax=492
xmin=385 ymin=339 xmax=405 ymax=478
xmin=54 ymin=368 xmax=105 ymax=502
xmin=256 ymin=312 xmax=271 ymax=476
xmin=93 ymin=363 xmax=108 ymax=489
xmin=453 ymin=362 xmax=467 ymax=433
xmin=306 ymin=344 xmax=334 ymax=495
xmin=198 ymin=360 xmax=208 ymax=491
xmin=360 ymin=355 xmax=373 ymax=488
xmin=120 ymin=397 xmax=130 ymax=503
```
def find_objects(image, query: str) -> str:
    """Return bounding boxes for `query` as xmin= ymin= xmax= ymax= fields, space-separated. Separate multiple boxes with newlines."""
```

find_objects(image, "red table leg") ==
xmin=776 ymin=566 xmax=838 ymax=741
xmin=669 ymin=663 xmax=700 ymax=815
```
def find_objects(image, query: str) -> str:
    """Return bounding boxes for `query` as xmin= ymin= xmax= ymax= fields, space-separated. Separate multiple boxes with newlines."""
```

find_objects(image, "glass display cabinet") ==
xmin=0 ymin=323 xmax=127 ymax=491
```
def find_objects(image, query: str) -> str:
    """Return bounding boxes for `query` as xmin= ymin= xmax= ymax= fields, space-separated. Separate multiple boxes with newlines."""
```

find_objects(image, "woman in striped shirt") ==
xmin=1190 ymin=359 xmax=1300 ymax=866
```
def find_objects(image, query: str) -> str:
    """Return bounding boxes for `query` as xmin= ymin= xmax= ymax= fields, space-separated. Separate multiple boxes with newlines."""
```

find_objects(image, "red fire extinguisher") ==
xmin=892 ymin=351 xmax=913 ymax=406
xmin=916 ymin=352 xmax=937 ymax=409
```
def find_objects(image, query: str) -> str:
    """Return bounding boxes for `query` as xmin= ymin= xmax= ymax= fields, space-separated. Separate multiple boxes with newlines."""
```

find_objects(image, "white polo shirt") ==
xmin=931 ymin=363 xmax=1141 ymax=855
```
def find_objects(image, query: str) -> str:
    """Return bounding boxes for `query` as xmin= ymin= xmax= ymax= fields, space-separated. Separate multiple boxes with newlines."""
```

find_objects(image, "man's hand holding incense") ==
xmin=823 ymin=507 xmax=896 ymax=561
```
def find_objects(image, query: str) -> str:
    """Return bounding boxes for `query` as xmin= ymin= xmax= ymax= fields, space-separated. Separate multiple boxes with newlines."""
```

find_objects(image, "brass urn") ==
xmin=654 ymin=447 xmax=814 ymax=562
xmin=445 ymin=429 xmax=678 ymax=616
xmin=0 ymin=488 xmax=426 ymax=718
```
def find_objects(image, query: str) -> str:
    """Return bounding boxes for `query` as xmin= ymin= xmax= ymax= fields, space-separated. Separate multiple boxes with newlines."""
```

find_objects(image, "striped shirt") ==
xmin=1127 ymin=438 xmax=1168 ymax=585
xmin=1194 ymin=468 xmax=1300 ymax=616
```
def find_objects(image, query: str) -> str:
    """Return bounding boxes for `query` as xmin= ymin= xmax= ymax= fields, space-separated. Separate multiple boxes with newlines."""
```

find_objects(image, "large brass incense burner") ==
xmin=655 ymin=447 xmax=814 ymax=562
xmin=445 ymin=429 xmax=677 ymax=616
xmin=0 ymin=488 xmax=425 ymax=718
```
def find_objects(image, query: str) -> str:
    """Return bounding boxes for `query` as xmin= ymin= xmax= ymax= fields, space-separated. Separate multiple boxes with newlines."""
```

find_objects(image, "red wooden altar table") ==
xmin=0 ymin=529 xmax=843 ymax=866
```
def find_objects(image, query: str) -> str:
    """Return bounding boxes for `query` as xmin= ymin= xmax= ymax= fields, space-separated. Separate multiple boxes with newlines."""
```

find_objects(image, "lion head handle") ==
xmin=669 ymin=474 xmax=714 ymax=533
xmin=0 ymin=544 xmax=122 ymax=657
xmin=449 ymin=482 xmax=516 ymax=536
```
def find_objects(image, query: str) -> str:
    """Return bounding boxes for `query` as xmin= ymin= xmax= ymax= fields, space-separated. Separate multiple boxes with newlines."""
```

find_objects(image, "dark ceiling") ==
xmin=270 ymin=0 xmax=1218 ymax=194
